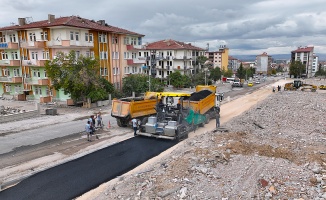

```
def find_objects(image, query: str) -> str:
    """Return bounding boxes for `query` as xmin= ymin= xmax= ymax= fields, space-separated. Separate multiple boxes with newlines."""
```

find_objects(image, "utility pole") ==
xmin=149 ymin=50 xmax=157 ymax=91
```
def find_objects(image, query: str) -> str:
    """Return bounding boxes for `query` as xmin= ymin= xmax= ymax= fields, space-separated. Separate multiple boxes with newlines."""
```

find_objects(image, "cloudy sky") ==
xmin=1 ymin=0 xmax=326 ymax=55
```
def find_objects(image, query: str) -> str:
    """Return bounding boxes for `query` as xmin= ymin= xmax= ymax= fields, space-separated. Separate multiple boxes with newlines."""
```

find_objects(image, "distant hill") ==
xmin=231 ymin=53 xmax=326 ymax=62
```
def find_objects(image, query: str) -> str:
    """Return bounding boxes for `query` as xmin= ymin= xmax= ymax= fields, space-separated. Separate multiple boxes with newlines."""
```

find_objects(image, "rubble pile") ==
xmin=96 ymin=90 xmax=326 ymax=199
xmin=0 ymin=105 xmax=26 ymax=115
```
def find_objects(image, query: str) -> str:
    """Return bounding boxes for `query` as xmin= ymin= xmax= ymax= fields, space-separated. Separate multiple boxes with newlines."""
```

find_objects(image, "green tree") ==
xmin=209 ymin=67 xmax=222 ymax=81
xmin=169 ymin=71 xmax=184 ymax=88
xmin=223 ymin=68 xmax=234 ymax=77
xmin=45 ymin=51 xmax=115 ymax=103
xmin=122 ymin=74 xmax=164 ymax=97
xmin=245 ymin=67 xmax=255 ymax=80
xmin=289 ymin=61 xmax=305 ymax=78
xmin=236 ymin=63 xmax=246 ymax=79
xmin=315 ymin=63 xmax=326 ymax=77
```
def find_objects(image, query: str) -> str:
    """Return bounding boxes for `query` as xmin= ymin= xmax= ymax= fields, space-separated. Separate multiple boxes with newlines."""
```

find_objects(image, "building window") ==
xmin=75 ymin=32 xmax=79 ymax=41
xmin=11 ymin=52 xmax=18 ymax=60
xmin=5 ymin=85 xmax=11 ymax=92
xmin=70 ymin=31 xmax=74 ymax=40
xmin=1 ymin=52 xmax=8 ymax=60
xmin=100 ymin=68 xmax=108 ymax=76
xmin=99 ymin=33 xmax=107 ymax=43
xmin=13 ymin=68 xmax=20 ymax=77
xmin=0 ymin=35 xmax=6 ymax=42
xmin=31 ymin=52 xmax=38 ymax=60
xmin=85 ymin=33 xmax=89 ymax=41
xmin=42 ymin=51 xmax=49 ymax=60
xmin=29 ymin=33 xmax=36 ymax=41
xmin=33 ymin=69 xmax=41 ymax=77
xmin=89 ymin=33 xmax=93 ymax=42
xmin=46 ymin=87 xmax=50 ymax=96
xmin=40 ymin=32 xmax=48 ymax=40
xmin=112 ymin=36 xmax=118 ymax=44
xmin=100 ymin=51 xmax=107 ymax=60
xmin=9 ymin=34 xmax=17 ymax=42
xmin=14 ymin=85 xmax=21 ymax=93
xmin=112 ymin=52 xmax=119 ymax=59
xmin=75 ymin=51 xmax=80 ymax=59
xmin=131 ymin=38 xmax=137 ymax=45
xmin=124 ymin=37 xmax=129 ymax=45
xmin=34 ymin=86 xmax=42 ymax=95
xmin=124 ymin=52 xmax=129 ymax=59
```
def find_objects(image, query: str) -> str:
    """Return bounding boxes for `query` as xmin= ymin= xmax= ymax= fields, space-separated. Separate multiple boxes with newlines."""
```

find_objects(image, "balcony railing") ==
xmin=47 ymin=40 xmax=94 ymax=48
xmin=21 ymin=41 xmax=46 ymax=49
xmin=0 ymin=60 xmax=20 ymax=66
xmin=133 ymin=57 xmax=147 ymax=64
xmin=0 ymin=76 xmax=23 ymax=83
xmin=0 ymin=42 xmax=19 ymax=49
xmin=173 ymin=56 xmax=192 ymax=60
xmin=25 ymin=78 xmax=49 ymax=85
xmin=22 ymin=60 xmax=47 ymax=67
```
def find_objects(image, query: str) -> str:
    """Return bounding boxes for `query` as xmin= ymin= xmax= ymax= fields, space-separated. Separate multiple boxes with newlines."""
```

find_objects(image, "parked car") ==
xmin=248 ymin=82 xmax=253 ymax=87
xmin=255 ymin=80 xmax=260 ymax=84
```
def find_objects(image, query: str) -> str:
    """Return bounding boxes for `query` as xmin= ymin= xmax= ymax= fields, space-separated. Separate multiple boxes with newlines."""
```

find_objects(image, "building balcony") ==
xmin=40 ymin=96 xmax=52 ymax=103
xmin=173 ymin=66 xmax=191 ymax=70
xmin=173 ymin=56 xmax=192 ymax=60
xmin=22 ymin=60 xmax=47 ymax=67
xmin=0 ymin=60 xmax=20 ymax=66
xmin=133 ymin=57 xmax=147 ymax=64
xmin=0 ymin=76 xmax=23 ymax=83
xmin=46 ymin=40 xmax=94 ymax=48
xmin=21 ymin=41 xmax=46 ymax=49
xmin=0 ymin=42 xmax=19 ymax=49
xmin=25 ymin=78 xmax=49 ymax=85
xmin=126 ymin=45 xmax=143 ymax=51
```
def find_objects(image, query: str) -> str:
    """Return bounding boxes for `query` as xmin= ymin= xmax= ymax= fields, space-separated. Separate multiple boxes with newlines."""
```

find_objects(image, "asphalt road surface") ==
xmin=0 ymin=136 xmax=177 ymax=200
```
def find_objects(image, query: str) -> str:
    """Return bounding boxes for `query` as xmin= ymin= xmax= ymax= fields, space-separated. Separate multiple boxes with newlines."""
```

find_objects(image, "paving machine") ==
xmin=138 ymin=86 xmax=224 ymax=141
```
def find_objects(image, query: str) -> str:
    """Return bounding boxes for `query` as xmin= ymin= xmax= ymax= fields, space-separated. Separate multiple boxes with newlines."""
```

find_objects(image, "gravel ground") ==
xmin=86 ymin=79 xmax=326 ymax=200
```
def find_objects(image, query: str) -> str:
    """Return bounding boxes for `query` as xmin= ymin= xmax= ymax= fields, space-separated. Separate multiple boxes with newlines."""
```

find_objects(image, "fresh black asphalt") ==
xmin=0 ymin=136 xmax=177 ymax=200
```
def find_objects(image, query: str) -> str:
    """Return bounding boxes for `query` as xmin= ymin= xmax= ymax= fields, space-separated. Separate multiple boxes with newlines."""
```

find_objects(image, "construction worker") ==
xmin=132 ymin=118 xmax=138 ymax=136
xmin=215 ymin=106 xmax=220 ymax=128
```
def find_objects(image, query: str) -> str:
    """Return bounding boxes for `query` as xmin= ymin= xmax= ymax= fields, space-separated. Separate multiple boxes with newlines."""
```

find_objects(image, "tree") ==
xmin=209 ymin=67 xmax=222 ymax=81
xmin=236 ymin=63 xmax=246 ymax=79
xmin=223 ymin=68 xmax=233 ymax=77
xmin=289 ymin=61 xmax=305 ymax=78
xmin=169 ymin=71 xmax=185 ymax=88
xmin=45 ymin=51 xmax=115 ymax=103
xmin=315 ymin=63 xmax=326 ymax=77
xmin=122 ymin=74 xmax=164 ymax=97
xmin=245 ymin=67 xmax=256 ymax=80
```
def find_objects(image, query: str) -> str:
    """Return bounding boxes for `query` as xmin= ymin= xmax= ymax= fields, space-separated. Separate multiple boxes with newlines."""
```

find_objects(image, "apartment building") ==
xmin=228 ymin=56 xmax=241 ymax=72
xmin=0 ymin=14 xmax=144 ymax=103
xmin=290 ymin=46 xmax=314 ymax=78
xmin=205 ymin=45 xmax=229 ymax=71
xmin=256 ymin=52 xmax=272 ymax=75
xmin=129 ymin=39 xmax=205 ymax=85
xmin=312 ymin=54 xmax=319 ymax=75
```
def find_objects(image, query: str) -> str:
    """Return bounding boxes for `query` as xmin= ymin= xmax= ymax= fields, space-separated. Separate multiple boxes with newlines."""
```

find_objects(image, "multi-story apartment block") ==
xmin=256 ymin=52 xmax=272 ymax=75
xmin=228 ymin=56 xmax=241 ymax=72
xmin=290 ymin=46 xmax=314 ymax=78
xmin=205 ymin=45 xmax=229 ymax=71
xmin=0 ymin=14 xmax=144 ymax=103
xmin=130 ymin=39 xmax=205 ymax=85
xmin=312 ymin=54 xmax=319 ymax=76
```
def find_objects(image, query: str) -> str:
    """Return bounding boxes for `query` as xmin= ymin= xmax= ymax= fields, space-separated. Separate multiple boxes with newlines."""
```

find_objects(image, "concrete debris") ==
xmin=76 ymin=79 xmax=326 ymax=199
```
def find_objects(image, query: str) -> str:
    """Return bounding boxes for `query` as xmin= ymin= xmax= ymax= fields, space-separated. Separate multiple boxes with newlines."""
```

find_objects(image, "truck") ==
xmin=232 ymin=78 xmax=243 ymax=87
xmin=111 ymin=92 xmax=160 ymax=127
xmin=138 ymin=85 xmax=224 ymax=141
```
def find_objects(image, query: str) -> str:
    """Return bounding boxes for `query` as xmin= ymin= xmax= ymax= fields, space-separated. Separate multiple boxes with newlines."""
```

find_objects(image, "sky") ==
xmin=1 ymin=0 xmax=326 ymax=56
